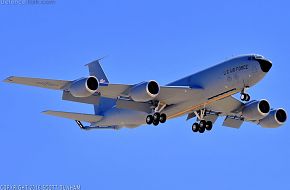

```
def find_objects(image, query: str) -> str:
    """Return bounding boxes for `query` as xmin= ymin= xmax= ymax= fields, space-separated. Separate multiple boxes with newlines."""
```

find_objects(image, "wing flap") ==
xmin=98 ymin=84 xmax=132 ymax=98
xmin=156 ymin=86 xmax=203 ymax=104
xmin=116 ymin=99 xmax=152 ymax=113
xmin=62 ymin=91 xmax=101 ymax=104
xmin=207 ymin=96 xmax=244 ymax=114
xmin=222 ymin=116 xmax=243 ymax=128
xmin=4 ymin=76 xmax=71 ymax=90
xmin=43 ymin=110 xmax=103 ymax=122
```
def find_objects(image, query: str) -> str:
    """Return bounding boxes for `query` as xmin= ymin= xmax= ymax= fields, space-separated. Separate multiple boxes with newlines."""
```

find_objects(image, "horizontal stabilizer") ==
xmin=43 ymin=110 xmax=103 ymax=122
xmin=4 ymin=76 xmax=71 ymax=90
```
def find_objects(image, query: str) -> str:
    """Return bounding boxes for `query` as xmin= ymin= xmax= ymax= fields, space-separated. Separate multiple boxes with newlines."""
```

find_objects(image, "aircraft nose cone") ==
xmin=257 ymin=59 xmax=272 ymax=72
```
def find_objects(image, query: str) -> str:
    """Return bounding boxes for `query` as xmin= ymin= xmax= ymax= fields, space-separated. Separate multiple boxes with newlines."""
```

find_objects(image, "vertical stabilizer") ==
xmin=86 ymin=59 xmax=114 ymax=114
xmin=86 ymin=59 xmax=109 ymax=83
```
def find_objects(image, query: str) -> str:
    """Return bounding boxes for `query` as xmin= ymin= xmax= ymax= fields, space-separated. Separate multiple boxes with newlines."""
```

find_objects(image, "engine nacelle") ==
xmin=69 ymin=76 xmax=99 ymax=97
xmin=128 ymin=80 xmax=160 ymax=102
xmin=259 ymin=108 xmax=287 ymax=128
xmin=242 ymin=99 xmax=270 ymax=120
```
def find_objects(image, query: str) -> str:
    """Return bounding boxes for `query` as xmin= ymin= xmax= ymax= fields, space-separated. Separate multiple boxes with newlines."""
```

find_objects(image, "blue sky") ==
xmin=1 ymin=0 xmax=290 ymax=189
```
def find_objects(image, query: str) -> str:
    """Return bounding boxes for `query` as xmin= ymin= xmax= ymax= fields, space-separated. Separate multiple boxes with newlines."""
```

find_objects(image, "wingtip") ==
xmin=3 ymin=76 xmax=14 ymax=83
xmin=42 ymin=110 xmax=51 ymax=114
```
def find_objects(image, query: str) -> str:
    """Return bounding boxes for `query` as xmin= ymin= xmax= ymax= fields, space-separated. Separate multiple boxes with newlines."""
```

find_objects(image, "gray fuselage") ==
xmin=94 ymin=54 xmax=272 ymax=128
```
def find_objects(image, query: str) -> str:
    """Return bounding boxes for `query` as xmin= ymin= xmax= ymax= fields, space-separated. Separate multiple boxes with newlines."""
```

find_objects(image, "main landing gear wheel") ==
xmin=198 ymin=125 xmax=205 ymax=133
xmin=153 ymin=112 xmax=161 ymax=121
xmin=159 ymin=113 xmax=167 ymax=123
xmin=146 ymin=112 xmax=167 ymax=126
xmin=198 ymin=120 xmax=206 ymax=133
xmin=146 ymin=115 xmax=154 ymax=125
xmin=153 ymin=112 xmax=160 ymax=126
xmin=192 ymin=123 xmax=199 ymax=132
xmin=205 ymin=121 xmax=213 ymax=131
xmin=199 ymin=120 xmax=206 ymax=128
xmin=153 ymin=119 xmax=159 ymax=126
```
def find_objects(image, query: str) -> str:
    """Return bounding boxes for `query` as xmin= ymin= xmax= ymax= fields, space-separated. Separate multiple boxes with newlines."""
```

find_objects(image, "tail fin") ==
xmin=86 ymin=58 xmax=109 ymax=83
xmin=86 ymin=59 xmax=115 ymax=115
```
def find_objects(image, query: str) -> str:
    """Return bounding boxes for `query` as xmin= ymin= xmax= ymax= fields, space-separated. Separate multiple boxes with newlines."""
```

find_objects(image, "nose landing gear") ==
xmin=240 ymin=88 xmax=251 ymax=101
xmin=240 ymin=93 xmax=250 ymax=101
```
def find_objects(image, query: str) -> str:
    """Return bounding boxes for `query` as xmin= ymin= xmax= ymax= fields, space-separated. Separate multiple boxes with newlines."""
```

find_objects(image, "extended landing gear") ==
xmin=191 ymin=120 xmax=213 ymax=133
xmin=146 ymin=112 xmax=167 ymax=126
xmin=191 ymin=108 xmax=214 ymax=134
xmin=240 ymin=88 xmax=250 ymax=101
xmin=240 ymin=93 xmax=250 ymax=101
xmin=146 ymin=101 xmax=167 ymax=126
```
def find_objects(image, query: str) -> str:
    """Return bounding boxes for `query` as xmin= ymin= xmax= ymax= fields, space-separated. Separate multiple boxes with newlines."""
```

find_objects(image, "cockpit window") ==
xmin=254 ymin=55 xmax=264 ymax=59
xmin=248 ymin=55 xmax=264 ymax=60
xmin=248 ymin=56 xmax=255 ymax=60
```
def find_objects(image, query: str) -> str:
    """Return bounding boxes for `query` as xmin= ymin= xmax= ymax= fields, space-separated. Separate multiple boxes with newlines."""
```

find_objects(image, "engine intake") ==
xmin=69 ymin=76 xmax=99 ymax=97
xmin=129 ymin=80 xmax=160 ymax=102
xmin=242 ymin=99 xmax=270 ymax=120
xmin=259 ymin=108 xmax=287 ymax=128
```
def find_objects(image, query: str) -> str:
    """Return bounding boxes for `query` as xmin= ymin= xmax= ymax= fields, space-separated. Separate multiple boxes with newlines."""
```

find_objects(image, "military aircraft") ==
xmin=3 ymin=54 xmax=287 ymax=133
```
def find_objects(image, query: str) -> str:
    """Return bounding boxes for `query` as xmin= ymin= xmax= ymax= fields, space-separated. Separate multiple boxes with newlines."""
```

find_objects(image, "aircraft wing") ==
xmin=60 ymin=83 xmax=202 ymax=105
xmin=4 ymin=76 xmax=202 ymax=105
xmin=99 ymin=84 xmax=201 ymax=105
xmin=4 ymin=76 xmax=71 ymax=90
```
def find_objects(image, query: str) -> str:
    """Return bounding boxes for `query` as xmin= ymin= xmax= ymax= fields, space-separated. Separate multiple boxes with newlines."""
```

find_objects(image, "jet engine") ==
xmin=128 ymin=80 xmax=160 ymax=102
xmin=242 ymin=99 xmax=270 ymax=120
xmin=259 ymin=108 xmax=287 ymax=128
xmin=69 ymin=76 xmax=99 ymax=97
